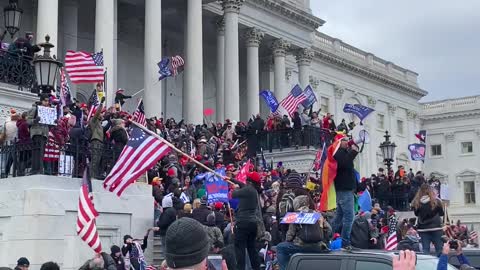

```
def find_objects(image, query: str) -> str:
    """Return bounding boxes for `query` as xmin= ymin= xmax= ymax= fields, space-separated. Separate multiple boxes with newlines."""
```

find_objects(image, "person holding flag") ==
xmin=88 ymin=96 xmax=106 ymax=179
xmin=321 ymin=133 xmax=359 ymax=250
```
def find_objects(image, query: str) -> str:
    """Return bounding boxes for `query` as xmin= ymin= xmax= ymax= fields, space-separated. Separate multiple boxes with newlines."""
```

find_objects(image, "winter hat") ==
xmin=206 ymin=213 xmax=216 ymax=226
xmin=200 ymin=196 xmax=207 ymax=205
xmin=247 ymin=172 xmax=261 ymax=184
xmin=162 ymin=195 xmax=173 ymax=208
xmin=214 ymin=202 xmax=223 ymax=211
xmin=123 ymin=235 xmax=133 ymax=243
xmin=167 ymin=168 xmax=176 ymax=177
xmin=286 ymin=172 xmax=303 ymax=189
xmin=111 ymin=245 xmax=121 ymax=254
xmin=17 ymin=257 xmax=30 ymax=267
xmin=165 ymin=218 xmax=210 ymax=268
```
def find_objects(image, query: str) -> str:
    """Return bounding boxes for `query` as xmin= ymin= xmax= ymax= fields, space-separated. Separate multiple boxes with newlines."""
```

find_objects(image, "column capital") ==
xmin=334 ymin=84 xmax=344 ymax=99
xmin=215 ymin=17 xmax=225 ymax=35
xmin=407 ymin=109 xmax=417 ymax=120
xmin=244 ymin=27 xmax=264 ymax=47
xmin=387 ymin=103 xmax=397 ymax=115
xmin=296 ymin=48 xmax=314 ymax=66
xmin=271 ymin=38 xmax=291 ymax=57
xmin=221 ymin=0 xmax=244 ymax=14
xmin=309 ymin=75 xmax=319 ymax=89
xmin=367 ymin=96 xmax=377 ymax=108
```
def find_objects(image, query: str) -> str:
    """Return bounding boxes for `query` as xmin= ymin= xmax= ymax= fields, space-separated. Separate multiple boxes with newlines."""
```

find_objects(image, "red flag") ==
xmin=236 ymin=159 xmax=252 ymax=184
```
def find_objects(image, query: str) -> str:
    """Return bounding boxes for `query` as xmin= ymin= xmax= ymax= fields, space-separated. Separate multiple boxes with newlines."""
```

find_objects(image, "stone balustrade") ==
xmin=421 ymin=95 xmax=480 ymax=115
xmin=314 ymin=32 xmax=419 ymax=86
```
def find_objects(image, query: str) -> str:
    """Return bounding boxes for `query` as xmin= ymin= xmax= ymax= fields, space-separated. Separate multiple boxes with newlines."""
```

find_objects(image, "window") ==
xmin=320 ymin=97 xmax=329 ymax=113
xmin=461 ymin=142 xmax=473 ymax=154
xmin=397 ymin=119 xmax=404 ymax=135
xmin=464 ymin=181 xmax=476 ymax=204
xmin=431 ymin=144 xmax=442 ymax=156
xmin=355 ymin=261 xmax=391 ymax=270
xmin=377 ymin=114 xmax=385 ymax=129
xmin=298 ymin=259 xmax=342 ymax=269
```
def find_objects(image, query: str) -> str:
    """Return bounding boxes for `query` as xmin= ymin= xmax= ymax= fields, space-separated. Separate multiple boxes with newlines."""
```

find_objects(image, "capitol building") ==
xmin=0 ymin=0 xmax=478 ymax=268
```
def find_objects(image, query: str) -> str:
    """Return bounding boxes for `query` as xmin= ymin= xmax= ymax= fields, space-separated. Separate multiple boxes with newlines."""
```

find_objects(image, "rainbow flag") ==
xmin=319 ymin=140 xmax=342 ymax=211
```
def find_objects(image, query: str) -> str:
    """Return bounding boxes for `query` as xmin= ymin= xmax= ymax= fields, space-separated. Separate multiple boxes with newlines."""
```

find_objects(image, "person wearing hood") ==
xmin=202 ymin=212 xmax=224 ymax=247
xmin=276 ymin=195 xmax=332 ymax=270
xmin=412 ymin=183 xmax=444 ymax=254
xmin=192 ymin=196 xmax=213 ymax=225
xmin=14 ymin=257 xmax=29 ymax=270
xmin=110 ymin=118 xmax=128 ymax=163
xmin=350 ymin=212 xmax=379 ymax=249
xmin=15 ymin=112 xmax=31 ymax=176
xmin=110 ymin=245 xmax=125 ymax=270
xmin=157 ymin=195 xmax=177 ymax=259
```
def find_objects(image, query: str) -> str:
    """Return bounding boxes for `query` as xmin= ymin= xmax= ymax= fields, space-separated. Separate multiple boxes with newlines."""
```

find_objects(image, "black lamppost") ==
xmin=3 ymin=0 xmax=23 ymax=38
xmin=33 ymin=35 xmax=62 ymax=94
xmin=379 ymin=130 xmax=396 ymax=176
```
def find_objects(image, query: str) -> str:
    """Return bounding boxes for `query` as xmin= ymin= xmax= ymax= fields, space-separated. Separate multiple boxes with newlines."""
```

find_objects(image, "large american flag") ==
xmin=133 ymin=99 xmax=146 ymax=126
xmin=277 ymin=85 xmax=307 ymax=116
xmin=103 ymin=126 xmax=171 ymax=196
xmin=65 ymin=50 xmax=105 ymax=84
xmin=76 ymin=167 xmax=102 ymax=253
xmin=385 ymin=216 xmax=398 ymax=251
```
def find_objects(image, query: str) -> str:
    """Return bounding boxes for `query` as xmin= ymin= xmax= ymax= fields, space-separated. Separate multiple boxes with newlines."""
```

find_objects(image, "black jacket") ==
xmin=157 ymin=207 xmax=177 ymax=236
xmin=192 ymin=205 xmax=212 ymax=225
xmin=232 ymin=184 xmax=258 ymax=223
xmin=333 ymin=147 xmax=359 ymax=191
xmin=414 ymin=198 xmax=444 ymax=232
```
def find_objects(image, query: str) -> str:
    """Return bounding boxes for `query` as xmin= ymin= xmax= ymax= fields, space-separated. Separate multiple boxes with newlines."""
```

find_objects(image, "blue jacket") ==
xmin=437 ymin=254 xmax=470 ymax=270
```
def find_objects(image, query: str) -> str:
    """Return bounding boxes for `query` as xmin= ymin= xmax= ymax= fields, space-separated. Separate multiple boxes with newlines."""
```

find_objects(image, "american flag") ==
xmin=470 ymin=230 xmax=478 ymax=240
xmin=277 ymin=85 xmax=308 ymax=117
xmin=133 ymin=99 xmax=146 ymax=126
xmin=103 ymin=126 xmax=171 ymax=196
xmin=87 ymin=89 xmax=100 ymax=122
xmin=65 ymin=50 xmax=105 ymax=84
xmin=313 ymin=142 xmax=327 ymax=171
xmin=76 ymin=167 xmax=102 ymax=253
xmin=59 ymin=68 xmax=72 ymax=107
xmin=385 ymin=216 xmax=398 ymax=251
xmin=171 ymin=55 xmax=185 ymax=76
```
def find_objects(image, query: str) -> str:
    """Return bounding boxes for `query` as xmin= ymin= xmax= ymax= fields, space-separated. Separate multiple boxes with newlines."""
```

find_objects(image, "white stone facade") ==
xmin=421 ymin=95 xmax=480 ymax=229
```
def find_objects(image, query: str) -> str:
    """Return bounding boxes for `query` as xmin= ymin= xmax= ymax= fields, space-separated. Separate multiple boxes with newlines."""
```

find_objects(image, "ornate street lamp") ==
xmin=3 ymin=0 xmax=23 ymax=38
xmin=379 ymin=130 xmax=396 ymax=176
xmin=33 ymin=35 xmax=62 ymax=94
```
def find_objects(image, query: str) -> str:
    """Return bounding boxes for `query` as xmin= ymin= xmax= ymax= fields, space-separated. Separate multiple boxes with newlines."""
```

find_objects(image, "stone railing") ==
xmin=421 ymin=95 xmax=480 ymax=114
xmin=313 ymin=32 xmax=419 ymax=85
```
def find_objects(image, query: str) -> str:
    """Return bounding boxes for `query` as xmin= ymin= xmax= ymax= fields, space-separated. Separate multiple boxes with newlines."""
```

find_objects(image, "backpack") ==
xmin=298 ymin=218 xmax=324 ymax=244
xmin=84 ymin=125 xmax=92 ymax=140
xmin=278 ymin=191 xmax=295 ymax=217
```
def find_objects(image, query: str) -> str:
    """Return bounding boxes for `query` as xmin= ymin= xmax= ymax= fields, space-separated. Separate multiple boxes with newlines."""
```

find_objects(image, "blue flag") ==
xmin=343 ymin=103 xmax=375 ymax=121
xmin=301 ymin=85 xmax=317 ymax=108
xmin=158 ymin=58 xmax=172 ymax=80
xmin=408 ymin=143 xmax=426 ymax=162
xmin=205 ymin=168 xmax=229 ymax=204
xmin=259 ymin=90 xmax=279 ymax=112
xmin=358 ymin=189 xmax=372 ymax=212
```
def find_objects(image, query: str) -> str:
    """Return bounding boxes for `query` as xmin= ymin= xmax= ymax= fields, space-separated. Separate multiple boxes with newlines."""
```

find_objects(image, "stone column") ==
xmin=62 ymin=0 xmax=78 ymax=97
xmin=183 ymin=0 xmax=204 ymax=124
xmin=144 ymin=0 xmax=162 ymax=117
xmin=244 ymin=28 xmax=264 ymax=118
xmin=37 ymin=0 xmax=58 ymax=56
xmin=216 ymin=18 xmax=225 ymax=123
xmin=259 ymin=56 xmax=274 ymax=117
xmin=222 ymin=0 xmax=243 ymax=121
xmin=296 ymin=48 xmax=314 ymax=89
xmin=272 ymin=39 xmax=290 ymax=100
xmin=95 ymin=0 xmax=117 ymax=107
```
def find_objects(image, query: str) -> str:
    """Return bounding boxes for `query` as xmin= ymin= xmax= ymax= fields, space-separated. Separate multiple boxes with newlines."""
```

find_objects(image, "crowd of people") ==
xmin=0 ymin=89 xmax=478 ymax=270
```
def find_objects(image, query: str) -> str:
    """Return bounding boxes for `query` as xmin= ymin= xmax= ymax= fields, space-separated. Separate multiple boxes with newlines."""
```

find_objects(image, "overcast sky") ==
xmin=311 ymin=1 xmax=480 ymax=102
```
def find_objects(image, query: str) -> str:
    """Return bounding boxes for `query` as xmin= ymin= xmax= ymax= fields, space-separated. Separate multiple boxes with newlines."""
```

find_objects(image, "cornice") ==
xmin=420 ymin=109 xmax=480 ymax=121
xmin=247 ymin=0 xmax=325 ymax=30
xmin=312 ymin=47 xmax=428 ymax=99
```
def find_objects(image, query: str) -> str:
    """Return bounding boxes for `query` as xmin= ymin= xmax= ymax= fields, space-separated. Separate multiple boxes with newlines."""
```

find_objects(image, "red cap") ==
xmin=80 ymin=103 xmax=87 ymax=109
xmin=167 ymin=168 xmax=176 ymax=177
xmin=333 ymin=233 xmax=341 ymax=240
xmin=247 ymin=172 xmax=262 ymax=184
xmin=226 ymin=164 xmax=235 ymax=171
xmin=214 ymin=202 xmax=223 ymax=210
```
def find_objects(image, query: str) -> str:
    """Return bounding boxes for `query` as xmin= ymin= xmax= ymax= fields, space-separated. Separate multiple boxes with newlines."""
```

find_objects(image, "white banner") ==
xmin=38 ymin=106 xmax=57 ymax=125
xmin=58 ymin=152 xmax=73 ymax=177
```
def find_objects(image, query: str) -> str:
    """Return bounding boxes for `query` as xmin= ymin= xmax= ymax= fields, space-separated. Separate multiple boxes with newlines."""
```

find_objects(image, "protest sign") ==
xmin=280 ymin=212 xmax=321 ymax=224
xmin=38 ymin=106 xmax=57 ymax=125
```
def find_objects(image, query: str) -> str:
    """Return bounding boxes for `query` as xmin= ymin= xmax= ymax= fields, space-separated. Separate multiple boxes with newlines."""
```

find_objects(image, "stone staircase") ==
xmin=152 ymin=236 xmax=164 ymax=266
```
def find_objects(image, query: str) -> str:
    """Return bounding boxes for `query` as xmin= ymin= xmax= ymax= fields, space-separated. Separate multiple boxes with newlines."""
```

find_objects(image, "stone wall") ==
xmin=0 ymin=175 xmax=153 ymax=270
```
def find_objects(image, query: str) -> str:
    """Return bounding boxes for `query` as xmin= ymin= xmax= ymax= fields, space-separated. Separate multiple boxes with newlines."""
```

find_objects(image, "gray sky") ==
xmin=311 ymin=1 xmax=480 ymax=102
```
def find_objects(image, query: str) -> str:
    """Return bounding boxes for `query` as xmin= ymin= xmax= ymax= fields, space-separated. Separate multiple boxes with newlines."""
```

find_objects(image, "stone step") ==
xmin=152 ymin=236 xmax=164 ymax=266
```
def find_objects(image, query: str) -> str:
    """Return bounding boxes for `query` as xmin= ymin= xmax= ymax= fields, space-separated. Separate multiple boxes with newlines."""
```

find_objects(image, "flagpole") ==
xmin=130 ymin=121 xmax=235 ymax=185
